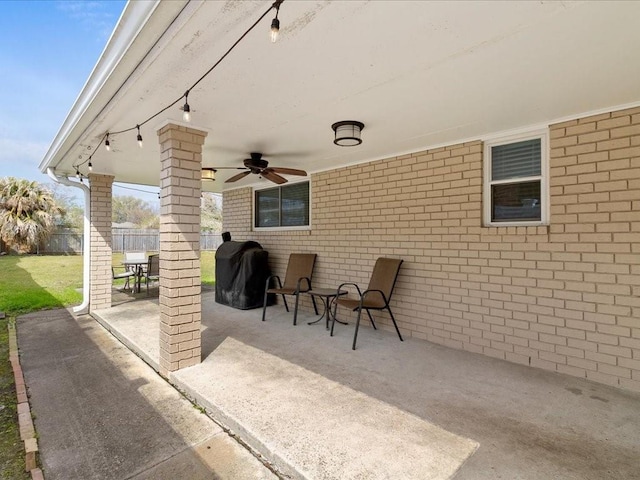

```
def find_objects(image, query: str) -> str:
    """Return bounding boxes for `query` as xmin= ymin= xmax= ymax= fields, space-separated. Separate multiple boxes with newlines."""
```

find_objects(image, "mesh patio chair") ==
xmin=144 ymin=254 xmax=160 ymax=296
xmin=262 ymin=253 xmax=319 ymax=325
xmin=331 ymin=257 xmax=404 ymax=350
xmin=112 ymin=266 xmax=135 ymax=292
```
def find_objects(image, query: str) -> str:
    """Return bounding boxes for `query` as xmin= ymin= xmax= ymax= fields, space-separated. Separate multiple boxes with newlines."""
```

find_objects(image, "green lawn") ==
xmin=0 ymin=251 xmax=216 ymax=478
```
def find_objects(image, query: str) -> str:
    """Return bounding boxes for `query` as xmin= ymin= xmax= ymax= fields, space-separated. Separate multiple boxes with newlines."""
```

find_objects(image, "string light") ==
xmin=71 ymin=1 xmax=285 ymax=178
xmin=270 ymin=3 xmax=280 ymax=43
xmin=182 ymin=91 xmax=191 ymax=122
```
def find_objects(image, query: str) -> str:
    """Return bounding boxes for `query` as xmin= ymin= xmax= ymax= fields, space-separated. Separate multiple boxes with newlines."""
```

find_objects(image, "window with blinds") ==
xmin=484 ymin=133 xmax=548 ymax=225
xmin=255 ymin=181 xmax=310 ymax=228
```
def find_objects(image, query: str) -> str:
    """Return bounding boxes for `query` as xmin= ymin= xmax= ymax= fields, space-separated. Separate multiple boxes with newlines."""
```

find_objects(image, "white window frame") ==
xmin=483 ymin=129 xmax=549 ymax=227
xmin=253 ymin=179 xmax=311 ymax=231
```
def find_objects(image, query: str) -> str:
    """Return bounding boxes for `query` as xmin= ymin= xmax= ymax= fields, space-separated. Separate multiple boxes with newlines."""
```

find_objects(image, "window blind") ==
xmin=491 ymin=138 xmax=541 ymax=181
xmin=281 ymin=182 xmax=309 ymax=226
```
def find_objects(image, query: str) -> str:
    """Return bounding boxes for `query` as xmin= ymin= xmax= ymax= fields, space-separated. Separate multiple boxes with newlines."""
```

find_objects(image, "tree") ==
xmin=112 ymin=195 xmax=159 ymax=228
xmin=201 ymin=193 xmax=222 ymax=232
xmin=0 ymin=177 xmax=63 ymax=253
xmin=47 ymin=183 xmax=84 ymax=230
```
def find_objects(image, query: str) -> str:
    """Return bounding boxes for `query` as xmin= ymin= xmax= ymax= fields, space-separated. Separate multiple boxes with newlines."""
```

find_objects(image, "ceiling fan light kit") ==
xmin=331 ymin=120 xmax=364 ymax=146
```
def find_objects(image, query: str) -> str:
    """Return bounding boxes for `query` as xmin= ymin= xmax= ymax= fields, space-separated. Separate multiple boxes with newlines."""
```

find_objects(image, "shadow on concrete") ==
xmin=198 ymin=296 xmax=640 ymax=480
xmin=17 ymin=309 xmax=218 ymax=480
xmin=94 ymin=293 xmax=640 ymax=479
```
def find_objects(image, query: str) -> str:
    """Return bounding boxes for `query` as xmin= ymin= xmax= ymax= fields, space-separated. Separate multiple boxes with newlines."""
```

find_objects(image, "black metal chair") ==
xmin=331 ymin=257 xmax=404 ymax=350
xmin=262 ymin=253 xmax=318 ymax=325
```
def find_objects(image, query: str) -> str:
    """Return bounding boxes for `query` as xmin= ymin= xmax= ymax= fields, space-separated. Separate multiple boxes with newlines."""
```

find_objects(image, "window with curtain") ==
xmin=484 ymin=134 xmax=548 ymax=225
xmin=255 ymin=181 xmax=310 ymax=228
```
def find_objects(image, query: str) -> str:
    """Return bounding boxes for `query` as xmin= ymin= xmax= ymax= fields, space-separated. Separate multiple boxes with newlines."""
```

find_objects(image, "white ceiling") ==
xmin=41 ymin=0 xmax=640 ymax=193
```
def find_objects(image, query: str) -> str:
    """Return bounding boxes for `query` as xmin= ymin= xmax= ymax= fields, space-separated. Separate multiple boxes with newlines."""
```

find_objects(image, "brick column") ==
xmin=88 ymin=173 xmax=114 ymax=312
xmin=157 ymin=124 xmax=207 ymax=376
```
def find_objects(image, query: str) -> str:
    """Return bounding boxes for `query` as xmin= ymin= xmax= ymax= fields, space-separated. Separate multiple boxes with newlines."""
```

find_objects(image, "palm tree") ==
xmin=0 ymin=177 xmax=63 ymax=253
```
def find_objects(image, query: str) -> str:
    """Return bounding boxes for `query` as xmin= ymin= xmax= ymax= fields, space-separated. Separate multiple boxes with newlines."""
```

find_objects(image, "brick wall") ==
xmin=223 ymin=106 xmax=640 ymax=392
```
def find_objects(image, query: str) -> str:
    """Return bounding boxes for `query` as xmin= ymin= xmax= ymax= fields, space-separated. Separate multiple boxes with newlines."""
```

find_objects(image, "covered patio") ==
xmin=93 ymin=292 xmax=640 ymax=480
xmin=38 ymin=2 xmax=640 ymax=475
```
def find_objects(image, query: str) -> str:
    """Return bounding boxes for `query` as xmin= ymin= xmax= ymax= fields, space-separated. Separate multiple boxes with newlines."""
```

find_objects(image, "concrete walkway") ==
xmin=92 ymin=291 xmax=640 ymax=480
xmin=16 ymin=309 xmax=277 ymax=480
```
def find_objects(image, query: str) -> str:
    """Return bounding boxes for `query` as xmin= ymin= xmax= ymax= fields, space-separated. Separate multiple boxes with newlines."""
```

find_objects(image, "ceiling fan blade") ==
xmin=262 ymin=170 xmax=287 ymax=184
xmin=269 ymin=167 xmax=307 ymax=176
xmin=225 ymin=171 xmax=251 ymax=183
xmin=212 ymin=166 xmax=247 ymax=170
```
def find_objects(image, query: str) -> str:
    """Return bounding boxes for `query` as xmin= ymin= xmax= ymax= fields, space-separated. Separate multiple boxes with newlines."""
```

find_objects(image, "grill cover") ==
xmin=215 ymin=240 xmax=271 ymax=309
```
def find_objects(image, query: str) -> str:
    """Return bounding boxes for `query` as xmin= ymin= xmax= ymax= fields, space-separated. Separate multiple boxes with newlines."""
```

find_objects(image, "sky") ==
xmin=0 ymin=0 xmax=160 ymax=204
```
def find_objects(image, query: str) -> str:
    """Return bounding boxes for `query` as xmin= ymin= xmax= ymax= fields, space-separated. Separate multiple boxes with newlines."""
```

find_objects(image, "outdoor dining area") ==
xmin=111 ymin=251 xmax=159 ymax=295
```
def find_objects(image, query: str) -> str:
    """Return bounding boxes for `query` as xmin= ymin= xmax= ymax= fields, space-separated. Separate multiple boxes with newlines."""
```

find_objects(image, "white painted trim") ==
xmin=483 ymin=129 xmax=549 ymax=228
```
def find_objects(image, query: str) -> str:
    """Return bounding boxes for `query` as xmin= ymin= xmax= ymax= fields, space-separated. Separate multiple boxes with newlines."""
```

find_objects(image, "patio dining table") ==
xmin=122 ymin=258 xmax=148 ymax=294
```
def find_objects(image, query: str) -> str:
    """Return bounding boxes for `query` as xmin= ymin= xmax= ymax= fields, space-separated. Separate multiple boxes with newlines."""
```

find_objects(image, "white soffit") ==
xmin=41 ymin=0 xmax=640 ymax=193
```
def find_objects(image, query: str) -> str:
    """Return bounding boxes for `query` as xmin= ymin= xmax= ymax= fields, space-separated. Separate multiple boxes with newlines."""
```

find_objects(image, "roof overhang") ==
xmin=41 ymin=0 xmax=640 ymax=193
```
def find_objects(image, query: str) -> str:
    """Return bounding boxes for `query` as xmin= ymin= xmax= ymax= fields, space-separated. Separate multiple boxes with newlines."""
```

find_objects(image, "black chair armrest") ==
xmin=265 ymin=274 xmax=282 ymax=290
xmin=337 ymin=282 xmax=362 ymax=297
xmin=361 ymin=288 xmax=388 ymax=306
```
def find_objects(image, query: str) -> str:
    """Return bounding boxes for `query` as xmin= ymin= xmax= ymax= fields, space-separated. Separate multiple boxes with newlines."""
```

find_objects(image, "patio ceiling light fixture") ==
xmin=201 ymin=168 xmax=217 ymax=181
xmin=331 ymin=121 xmax=365 ymax=147
xmin=71 ymin=1 xmax=286 ymax=177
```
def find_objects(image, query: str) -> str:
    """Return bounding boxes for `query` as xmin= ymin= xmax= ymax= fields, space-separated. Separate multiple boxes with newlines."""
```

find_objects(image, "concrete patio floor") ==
xmin=94 ymin=291 xmax=640 ymax=480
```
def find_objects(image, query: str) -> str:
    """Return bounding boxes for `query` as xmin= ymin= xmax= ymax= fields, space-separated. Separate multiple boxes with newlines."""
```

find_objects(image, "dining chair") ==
xmin=144 ymin=254 xmax=160 ymax=296
xmin=331 ymin=257 xmax=404 ymax=350
xmin=262 ymin=253 xmax=318 ymax=325
xmin=112 ymin=266 xmax=135 ymax=292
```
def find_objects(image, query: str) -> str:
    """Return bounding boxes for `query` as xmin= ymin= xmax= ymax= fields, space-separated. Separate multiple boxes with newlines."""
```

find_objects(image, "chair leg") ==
xmin=293 ymin=292 xmax=301 ymax=325
xmin=366 ymin=309 xmax=377 ymax=330
xmin=282 ymin=294 xmax=290 ymax=312
xmin=352 ymin=307 xmax=364 ymax=350
xmin=388 ymin=307 xmax=403 ymax=341
xmin=311 ymin=295 xmax=319 ymax=315
xmin=262 ymin=289 xmax=269 ymax=322
xmin=330 ymin=302 xmax=338 ymax=337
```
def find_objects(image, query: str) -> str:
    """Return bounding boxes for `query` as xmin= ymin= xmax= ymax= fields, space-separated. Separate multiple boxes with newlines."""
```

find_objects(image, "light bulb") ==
xmin=105 ymin=136 xmax=111 ymax=151
xmin=182 ymin=103 xmax=191 ymax=122
xmin=137 ymin=126 xmax=143 ymax=148
xmin=88 ymin=161 xmax=93 ymax=172
xmin=270 ymin=18 xmax=280 ymax=43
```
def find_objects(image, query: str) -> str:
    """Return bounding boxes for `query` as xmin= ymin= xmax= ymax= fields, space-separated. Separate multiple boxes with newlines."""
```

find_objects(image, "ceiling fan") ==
xmin=218 ymin=152 xmax=307 ymax=184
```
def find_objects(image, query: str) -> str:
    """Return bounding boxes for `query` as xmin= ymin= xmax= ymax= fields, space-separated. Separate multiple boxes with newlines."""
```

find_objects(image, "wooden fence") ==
xmin=36 ymin=229 xmax=223 ymax=254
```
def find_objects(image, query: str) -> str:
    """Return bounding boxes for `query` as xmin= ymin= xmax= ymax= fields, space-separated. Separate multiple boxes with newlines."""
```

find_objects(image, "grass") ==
xmin=0 ymin=251 xmax=216 ymax=478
